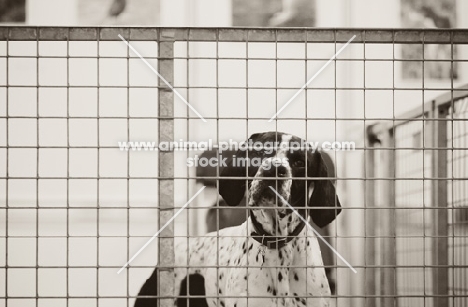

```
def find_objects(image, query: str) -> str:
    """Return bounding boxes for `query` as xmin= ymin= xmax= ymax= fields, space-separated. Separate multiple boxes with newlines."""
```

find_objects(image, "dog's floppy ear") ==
xmin=219 ymin=133 xmax=261 ymax=206
xmin=219 ymin=151 xmax=247 ymax=206
xmin=308 ymin=150 xmax=342 ymax=227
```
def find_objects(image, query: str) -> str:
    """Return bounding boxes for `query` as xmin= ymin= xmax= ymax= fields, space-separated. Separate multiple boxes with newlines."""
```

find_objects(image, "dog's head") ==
xmin=219 ymin=132 xmax=341 ymax=228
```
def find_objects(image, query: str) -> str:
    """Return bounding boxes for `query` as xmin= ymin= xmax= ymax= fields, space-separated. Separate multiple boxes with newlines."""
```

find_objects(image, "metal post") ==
xmin=380 ymin=127 xmax=396 ymax=307
xmin=365 ymin=125 xmax=378 ymax=307
xmin=431 ymin=102 xmax=449 ymax=307
xmin=158 ymin=29 xmax=175 ymax=307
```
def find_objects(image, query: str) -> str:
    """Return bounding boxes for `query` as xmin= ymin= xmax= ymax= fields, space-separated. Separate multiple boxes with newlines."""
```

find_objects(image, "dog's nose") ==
xmin=261 ymin=157 xmax=289 ymax=177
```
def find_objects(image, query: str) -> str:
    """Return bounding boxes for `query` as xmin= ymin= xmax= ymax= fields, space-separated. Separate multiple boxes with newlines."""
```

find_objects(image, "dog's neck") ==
xmin=249 ymin=191 xmax=305 ymax=240
xmin=250 ymin=201 xmax=304 ymax=236
xmin=249 ymin=176 xmax=302 ymax=234
xmin=249 ymin=208 xmax=306 ymax=250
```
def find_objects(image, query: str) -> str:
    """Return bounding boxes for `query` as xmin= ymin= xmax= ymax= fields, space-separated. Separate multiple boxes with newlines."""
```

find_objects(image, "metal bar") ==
xmin=35 ymin=29 xmax=39 ymax=307
xmin=4 ymin=27 xmax=8 ymax=307
xmin=185 ymin=27 xmax=190 ymax=307
xmin=448 ymin=33 xmax=455 ymax=307
xmin=96 ymin=27 xmax=101 ymax=307
xmin=3 ymin=84 xmax=468 ymax=91
xmin=3 ymin=176 xmax=468 ymax=181
xmin=0 ymin=27 xmax=467 ymax=43
xmin=215 ymin=27 xmax=221 ymax=307
xmin=379 ymin=127 xmax=396 ymax=307
xmin=124 ymin=27 xmax=131 ymax=307
xmin=6 ymin=55 xmax=468 ymax=63
xmin=422 ymin=32 xmax=427 ymax=307
xmin=363 ymin=32 xmax=369 ymax=307
xmin=3 ymin=293 xmax=468 ymax=299
xmin=2 ymin=263 xmax=467 ymax=269
xmin=158 ymin=29 xmax=175 ymax=307
xmin=371 ymin=85 xmax=468 ymax=131
xmin=5 ymin=116 xmax=468 ymax=123
xmin=431 ymin=101 xmax=449 ymax=307
xmin=66 ymin=27 xmax=70 ymax=307
xmin=365 ymin=125 xmax=377 ymax=307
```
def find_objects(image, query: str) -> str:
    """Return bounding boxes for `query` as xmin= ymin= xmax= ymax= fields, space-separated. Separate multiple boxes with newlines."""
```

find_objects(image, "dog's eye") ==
xmin=249 ymin=150 xmax=264 ymax=157
xmin=248 ymin=151 xmax=259 ymax=157
xmin=292 ymin=160 xmax=305 ymax=167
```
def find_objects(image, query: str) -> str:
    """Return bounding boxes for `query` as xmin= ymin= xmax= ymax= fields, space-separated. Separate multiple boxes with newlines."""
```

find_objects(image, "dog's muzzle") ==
xmin=250 ymin=157 xmax=292 ymax=215
xmin=259 ymin=157 xmax=291 ymax=179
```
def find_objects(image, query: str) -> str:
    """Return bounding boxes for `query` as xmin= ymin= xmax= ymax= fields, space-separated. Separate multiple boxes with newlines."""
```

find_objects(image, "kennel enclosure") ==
xmin=0 ymin=27 xmax=467 ymax=307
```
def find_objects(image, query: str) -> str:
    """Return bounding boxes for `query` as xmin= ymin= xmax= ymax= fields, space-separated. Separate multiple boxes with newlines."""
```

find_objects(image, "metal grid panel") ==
xmin=447 ymin=97 xmax=468 ymax=307
xmin=1 ymin=27 xmax=468 ymax=307
xmin=2 ymin=28 xmax=164 ymax=307
xmin=394 ymin=117 xmax=433 ymax=307
xmin=369 ymin=87 xmax=468 ymax=307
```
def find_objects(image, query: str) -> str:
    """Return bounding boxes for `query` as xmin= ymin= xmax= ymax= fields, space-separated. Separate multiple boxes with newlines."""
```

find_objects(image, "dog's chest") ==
xmin=174 ymin=220 xmax=330 ymax=307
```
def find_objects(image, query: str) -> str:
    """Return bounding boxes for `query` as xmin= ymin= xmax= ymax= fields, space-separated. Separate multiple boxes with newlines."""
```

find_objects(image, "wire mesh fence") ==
xmin=368 ymin=85 xmax=468 ymax=307
xmin=0 ymin=27 xmax=467 ymax=307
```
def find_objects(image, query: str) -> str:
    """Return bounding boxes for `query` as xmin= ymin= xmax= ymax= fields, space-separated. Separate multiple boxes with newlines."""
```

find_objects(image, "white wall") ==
xmin=27 ymin=0 xmax=78 ymax=25
xmin=160 ymin=0 xmax=232 ymax=27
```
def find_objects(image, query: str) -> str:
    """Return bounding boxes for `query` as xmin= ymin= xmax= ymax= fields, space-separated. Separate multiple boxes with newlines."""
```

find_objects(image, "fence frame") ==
xmin=367 ymin=84 xmax=468 ymax=307
xmin=2 ymin=26 xmax=468 ymax=306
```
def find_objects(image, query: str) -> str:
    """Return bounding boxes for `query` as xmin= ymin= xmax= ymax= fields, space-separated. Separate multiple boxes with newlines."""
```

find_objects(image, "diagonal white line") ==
xmin=269 ymin=35 xmax=356 ymax=122
xmin=118 ymin=34 xmax=207 ymax=122
xmin=117 ymin=186 xmax=206 ymax=274
xmin=268 ymin=186 xmax=357 ymax=274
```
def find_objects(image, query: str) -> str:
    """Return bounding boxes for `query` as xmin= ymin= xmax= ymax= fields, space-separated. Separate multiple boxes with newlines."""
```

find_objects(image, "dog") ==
xmin=135 ymin=131 xmax=342 ymax=307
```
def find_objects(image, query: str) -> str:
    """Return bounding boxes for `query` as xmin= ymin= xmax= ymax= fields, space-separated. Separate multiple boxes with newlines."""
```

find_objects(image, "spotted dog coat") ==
xmin=134 ymin=132 xmax=342 ymax=307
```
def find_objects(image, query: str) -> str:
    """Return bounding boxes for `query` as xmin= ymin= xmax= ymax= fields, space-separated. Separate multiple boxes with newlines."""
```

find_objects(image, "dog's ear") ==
xmin=219 ymin=151 xmax=247 ymax=206
xmin=219 ymin=133 xmax=262 ymax=206
xmin=308 ymin=150 xmax=342 ymax=227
